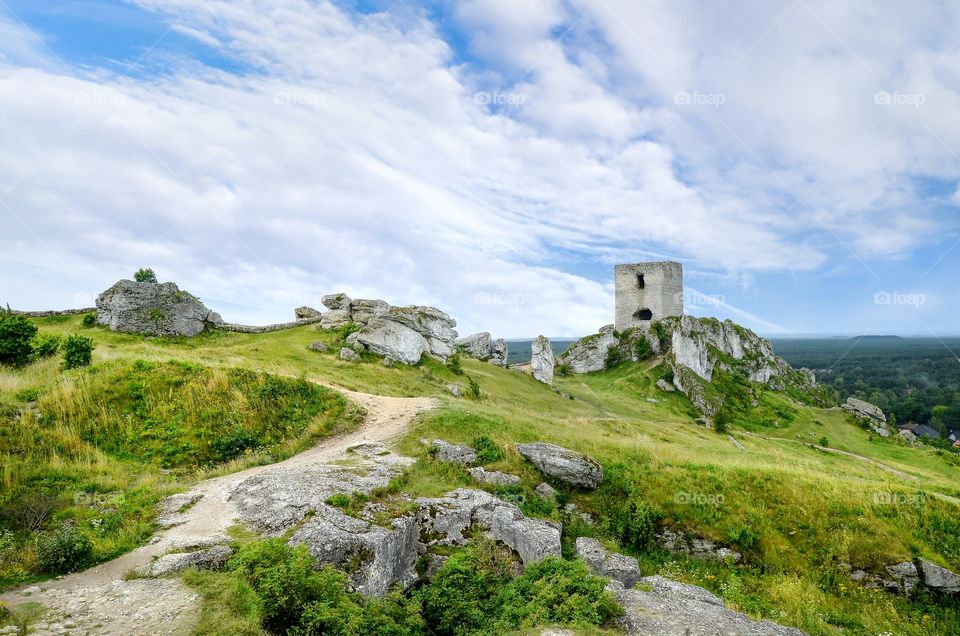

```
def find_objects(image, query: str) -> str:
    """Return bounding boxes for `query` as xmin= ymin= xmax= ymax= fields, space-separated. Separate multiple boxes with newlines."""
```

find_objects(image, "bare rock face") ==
xmin=656 ymin=528 xmax=742 ymax=563
xmin=318 ymin=294 xmax=459 ymax=363
xmin=428 ymin=439 xmax=477 ymax=464
xmin=295 ymin=306 xmax=322 ymax=319
xmin=290 ymin=506 xmax=420 ymax=597
xmin=843 ymin=397 xmax=890 ymax=437
xmin=387 ymin=305 xmax=458 ymax=360
xmin=575 ymin=537 xmax=642 ymax=587
xmin=531 ymin=335 xmax=555 ymax=385
xmin=656 ymin=378 xmax=676 ymax=392
xmin=353 ymin=318 xmax=424 ymax=365
xmin=557 ymin=325 xmax=617 ymax=374
xmin=417 ymin=488 xmax=561 ymax=565
xmin=230 ymin=443 xmax=412 ymax=535
xmin=96 ymin=280 xmax=223 ymax=337
xmin=339 ymin=347 xmax=361 ymax=362
xmin=516 ymin=442 xmax=603 ymax=489
xmin=468 ymin=467 xmax=521 ymax=486
xmin=916 ymin=558 xmax=960 ymax=595
xmin=322 ymin=293 xmax=352 ymax=311
xmin=136 ymin=546 xmax=234 ymax=578
xmin=456 ymin=332 xmax=509 ymax=366
xmin=610 ymin=576 xmax=806 ymax=636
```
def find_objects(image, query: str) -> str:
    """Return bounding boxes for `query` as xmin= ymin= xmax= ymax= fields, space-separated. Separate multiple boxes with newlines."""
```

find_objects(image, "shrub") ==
xmin=555 ymin=363 xmax=571 ymax=377
xmin=473 ymin=436 xmax=504 ymax=464
xmin=333 ymin=322 xmax=360 ymax=342
xmin=819 ymin=436 xmax=829 ymax=447
xmin=609 ymin=499 xmax=663 ymax=553
xmin=62 ymin=334 xmax=94 ymax=369
xmin=0 ymin=314 xmax=37 ymax=366
xmin=605 ymin=345 xmax=622 ymax=369
xmin=419 ymin=540 xmax=619 ymax=634
xmin=634 ymin=334 xmax=652 ymax=360
xmin=134 ymin=267 xmax=157 ymax=283
xmin=81 ymin=312 xmax=96 ymax=327
xmin=228 ymin=539 xmax=423 ymax=635
xmin=465 ymin=376 xmax=482 ymax=400
xmin=29 ymin=332 xmax=61 ymax=360
xmin=35 ymin=523 xmax=93 ymax=574
xmin=446 ymin=352 xmax=464 ymax=376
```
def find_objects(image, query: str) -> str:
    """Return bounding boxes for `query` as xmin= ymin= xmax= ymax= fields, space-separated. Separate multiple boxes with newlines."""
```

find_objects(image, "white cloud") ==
xmin=0 ymin=0 xmax=957 ymax=337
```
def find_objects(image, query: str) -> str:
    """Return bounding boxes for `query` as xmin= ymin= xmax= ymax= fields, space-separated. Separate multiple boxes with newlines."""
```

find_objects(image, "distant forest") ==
xmin=773 ymin=337 xmax=960 ymax=435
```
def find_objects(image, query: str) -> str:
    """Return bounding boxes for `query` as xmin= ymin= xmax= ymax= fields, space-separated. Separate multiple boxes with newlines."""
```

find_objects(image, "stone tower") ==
xmin=614 ymin=261 xmax=683 ymax=331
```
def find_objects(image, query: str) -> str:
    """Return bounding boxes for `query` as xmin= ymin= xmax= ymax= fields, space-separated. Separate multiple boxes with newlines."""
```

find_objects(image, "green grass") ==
xmin=4 ymin=315 xmax=960 ymax=634
xmin=0 ymin=353 xmax=355 ymax=588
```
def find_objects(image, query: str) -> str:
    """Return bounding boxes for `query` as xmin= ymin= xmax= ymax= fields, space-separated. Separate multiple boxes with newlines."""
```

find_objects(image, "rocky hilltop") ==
xmin=559 ymin=315 xmax=833 ymax=421
xmin=96 ymin=279 xmax=223 ymax=337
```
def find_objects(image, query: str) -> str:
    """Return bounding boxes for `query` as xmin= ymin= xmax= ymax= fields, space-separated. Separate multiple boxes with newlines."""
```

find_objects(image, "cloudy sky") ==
xmin=1 ymin=0 xmax=959 ymax=338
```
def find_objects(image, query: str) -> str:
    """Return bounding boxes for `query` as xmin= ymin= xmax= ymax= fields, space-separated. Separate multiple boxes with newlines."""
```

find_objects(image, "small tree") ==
xmin=0 ymin=314 xmax=38 ymax=366
xmin=62 ymin=334 xmax=94 ymax=369
xmin=134 ymin=268 xmax=157 ymax=283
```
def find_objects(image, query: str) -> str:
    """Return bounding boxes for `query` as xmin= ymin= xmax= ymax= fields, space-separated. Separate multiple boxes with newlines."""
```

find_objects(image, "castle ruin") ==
xmin=614 ymin=261 xmax=684 ymax=331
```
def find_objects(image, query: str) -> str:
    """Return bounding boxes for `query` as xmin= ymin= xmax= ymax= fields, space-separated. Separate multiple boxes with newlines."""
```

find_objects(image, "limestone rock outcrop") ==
xmin=468 ymin=467 xmax=521 ymax=486
xmin=96 ymin=280 xmax=223 ymax=337
xmin=291 ymin=506 xmax=420 ymax=597
xmin=656 ymin=528 xmax=742 ymax=563
xmin=531 ymin=335 xmax=555 ymax=384
xmin=456 ymin=332 xmax=509 ymax=366
xmin=610 ymin=576 xmax=806 ymax=636
xmin=352 ymin=318 xmax=424 ymax=365
xmin=843 ymin=397 xmax=890 ymax=437
xmin=136 ymin=546 xmax=234 ymax=578
xmin=575 ymin=537 xmax=641 ymax=587
xmin=317 ymin=294 xmax=459 ymax=363
xmin=516 ymin=442 xmax=603 ymax=489
xmin=427 ymin=439 xmax=477 ymax=464
xmin=557 ymin=325 xmax=617 ymax=374
xmin=295 ymin=306 xmax=322 ymax=319
xmin=417 ymin=489 xmax=561 ymax=566
xmin=916 ymin=558 xmax=960 ymax=595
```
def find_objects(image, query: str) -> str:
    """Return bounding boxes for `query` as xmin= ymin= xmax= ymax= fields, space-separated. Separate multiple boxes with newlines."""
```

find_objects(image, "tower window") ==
xmin=636 ymin=273 xmax=645 ymax=289
xmin=634 ymin=308 xmax=653 ymax=320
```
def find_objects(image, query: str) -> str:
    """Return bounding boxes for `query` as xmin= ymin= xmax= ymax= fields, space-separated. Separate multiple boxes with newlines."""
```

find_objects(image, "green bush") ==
xmin=605 ymin=345 xmax=622 ymax=369
xmin=446 ymin=352 xmax=464 ymax=376
xmin=134 ymin=267 xmax=157 ymax=283
xmin=35 ymin=523 xmax=93 ymax=574
xmin=332 ymin=322 xmax=361 ymax=342
xmin=473 ymin=436 xmax=504 ymax=464
xmin=634 ymin=334 xmax=652 ymax=360
xmin=465 ymin=376 xmax=482 ymax=400
xmin=81 ymin=312 xmax=96 ymax=327
xmin=29 ymin=332 xmax=62 ymax=360
xmin=419 ymin=540 xmax=619 ymax=635
xmin=0 ymin=314 xmax=38 ymax=366
xmin=819 ymin=436 xmax=829 ymax=447
xmin=609 ymin=499 xmax=663 ymax=553
xmin=228 ymin=539 xmax=423 ymax=635
xmin=62 ymin=334 xmax=94 ymax=369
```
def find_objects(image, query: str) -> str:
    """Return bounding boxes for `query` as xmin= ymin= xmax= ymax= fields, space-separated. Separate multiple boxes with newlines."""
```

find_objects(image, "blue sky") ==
xmin=1 ymin=0 xmax=959 ymax=338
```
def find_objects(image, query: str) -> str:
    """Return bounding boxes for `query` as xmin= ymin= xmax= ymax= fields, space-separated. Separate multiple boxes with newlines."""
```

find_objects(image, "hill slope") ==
xmin=1 ymin=314 xmax=958 ymax=635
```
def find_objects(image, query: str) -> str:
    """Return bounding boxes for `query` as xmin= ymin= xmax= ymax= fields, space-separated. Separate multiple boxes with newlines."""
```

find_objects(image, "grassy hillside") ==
xmin=2 ymin=314 xmax=959 ymax=634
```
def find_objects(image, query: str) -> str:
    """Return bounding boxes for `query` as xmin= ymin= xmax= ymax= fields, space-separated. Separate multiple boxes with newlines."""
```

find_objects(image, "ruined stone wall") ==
xmin=614 ymin=261 xmax=683 ymax=331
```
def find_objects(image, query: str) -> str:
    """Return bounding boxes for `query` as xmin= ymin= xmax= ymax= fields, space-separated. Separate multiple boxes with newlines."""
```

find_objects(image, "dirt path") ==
xmin=2 ymin=383 xmax=437 ymax=635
